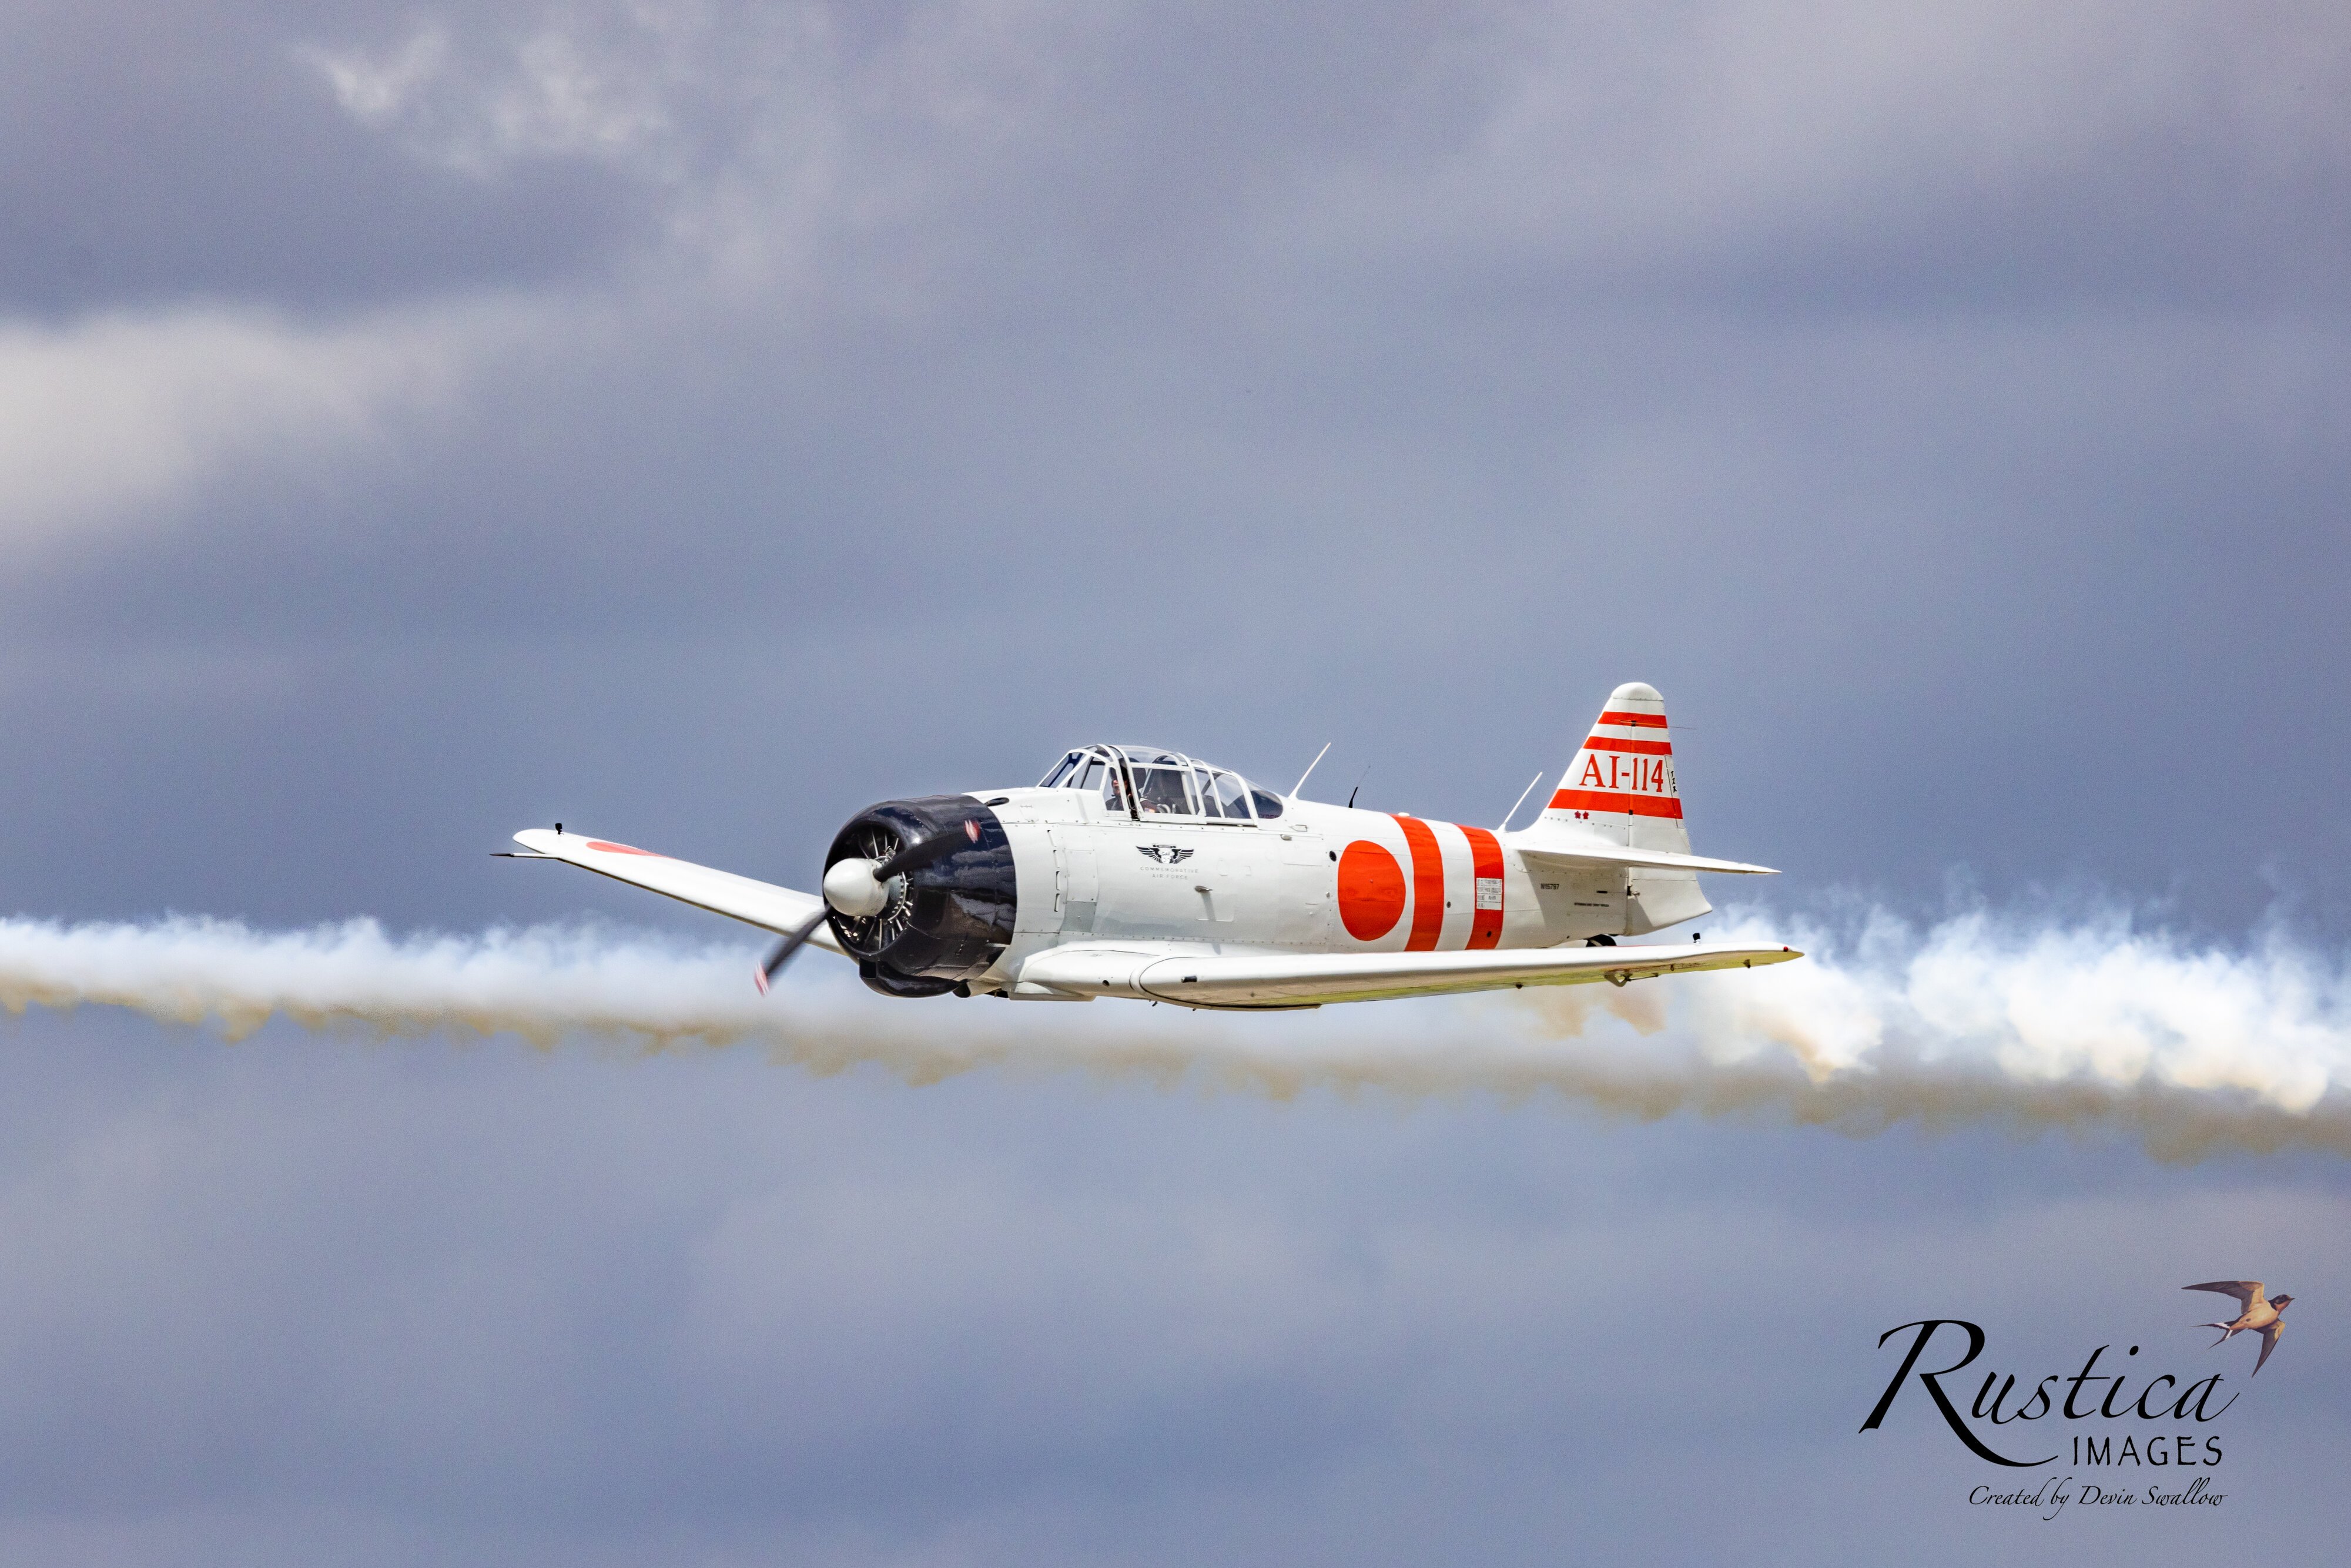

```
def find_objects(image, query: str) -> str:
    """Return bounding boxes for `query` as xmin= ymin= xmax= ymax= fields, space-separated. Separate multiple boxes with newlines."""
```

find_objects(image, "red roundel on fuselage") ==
xmin=1337 ymin=840 xmax=1407 ymax=942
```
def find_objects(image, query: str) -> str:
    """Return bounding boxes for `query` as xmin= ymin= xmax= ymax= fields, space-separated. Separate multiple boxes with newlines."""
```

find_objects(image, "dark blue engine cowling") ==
xmin=825 ymin=795 xmax=1016 ymax=997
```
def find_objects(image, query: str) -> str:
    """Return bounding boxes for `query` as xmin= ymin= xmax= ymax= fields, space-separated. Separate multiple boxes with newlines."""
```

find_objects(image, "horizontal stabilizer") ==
xmin=1017 ymin=939 xmax=1801 ymax=1008
xmin=506 ymin=829 xmax=841 ymax=950
xmin=1507 ymin=829 xmax=1777 ymax=876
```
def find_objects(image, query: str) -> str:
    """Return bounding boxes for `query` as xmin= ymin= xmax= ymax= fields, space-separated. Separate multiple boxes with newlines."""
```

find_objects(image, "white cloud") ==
xmin=0 ymin=303 xmax=520 ymax=551
xmin=299 ymin=9 xmax=704 ymax=180
xmin=306 ymin=22 xmax=453 ymax=128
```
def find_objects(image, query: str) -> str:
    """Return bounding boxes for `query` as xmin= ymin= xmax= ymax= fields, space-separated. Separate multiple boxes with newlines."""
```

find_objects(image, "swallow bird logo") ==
xmin=2186 ymin=1281 xmax=2295 ymax=1376
xmin=1136 ymin=845 xmax=1194 ymax=865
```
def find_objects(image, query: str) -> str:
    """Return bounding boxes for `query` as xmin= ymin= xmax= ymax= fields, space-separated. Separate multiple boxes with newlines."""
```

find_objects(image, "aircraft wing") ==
xmin=505 ymin=829 xmax=843 ymax=952
xmin=1014 ymin=939 xmax=1801 ymax=1007
xmin=1506 ymin=827 xmax=1777 ymax=876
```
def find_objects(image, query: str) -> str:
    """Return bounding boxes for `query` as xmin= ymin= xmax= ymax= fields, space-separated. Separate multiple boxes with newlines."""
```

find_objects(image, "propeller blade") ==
xmin=869 ymin=818 xmax=979 ymax=882
xmin=752 ymin=906 xmax=830 ymax=995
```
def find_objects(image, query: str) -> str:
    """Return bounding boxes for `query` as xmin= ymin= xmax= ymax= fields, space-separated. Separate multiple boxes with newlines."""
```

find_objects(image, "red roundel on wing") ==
xmin=586 ymin=839 xmax=661 ymax=856
xmin=1337 ymin=840 xmax=1407 ymax=942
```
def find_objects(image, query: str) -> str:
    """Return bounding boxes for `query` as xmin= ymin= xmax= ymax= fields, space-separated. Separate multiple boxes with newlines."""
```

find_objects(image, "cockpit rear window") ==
xmin=1196 ymin=768 xmax=1253 ymax=819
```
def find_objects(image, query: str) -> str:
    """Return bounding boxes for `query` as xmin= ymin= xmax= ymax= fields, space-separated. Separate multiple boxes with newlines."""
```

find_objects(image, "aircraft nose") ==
xmin=822 ymin=856 xmax=891 ymax=917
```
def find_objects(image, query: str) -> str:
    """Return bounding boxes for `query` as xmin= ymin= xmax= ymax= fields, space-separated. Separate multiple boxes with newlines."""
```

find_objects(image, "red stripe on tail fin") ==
xmin=1548 ymin=789 xmax=1685 ymax=819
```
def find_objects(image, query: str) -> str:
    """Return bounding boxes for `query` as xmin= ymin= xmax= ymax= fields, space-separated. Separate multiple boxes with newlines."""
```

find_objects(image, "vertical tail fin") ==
xmin=1538 ymin=682 xmax=1709 ymax=933
xmin=1539 ymin=682 xmax=1689 ymax=853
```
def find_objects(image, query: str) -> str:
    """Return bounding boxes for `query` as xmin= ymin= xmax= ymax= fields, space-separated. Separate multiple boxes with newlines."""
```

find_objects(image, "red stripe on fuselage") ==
xmin=1548 ymin=789 xmax=1686 ymax=818
xmin=1598 ymin=710 xmax=1668 ymax=728
xmin=1461 ymin=825 xmax=1503 ymax=949
xmin=1392 ymin=815 xmax=1445 ymax=951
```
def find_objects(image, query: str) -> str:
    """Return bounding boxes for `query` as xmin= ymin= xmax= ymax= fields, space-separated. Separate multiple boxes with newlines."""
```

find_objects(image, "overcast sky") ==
xmin=3 ymin=2 xmax=2349 ymax=1563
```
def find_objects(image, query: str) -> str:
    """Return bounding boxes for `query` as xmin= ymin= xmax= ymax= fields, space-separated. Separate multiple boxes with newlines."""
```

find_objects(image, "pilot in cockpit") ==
xmin=1135 ymin=768 xmax=1191 ymax=815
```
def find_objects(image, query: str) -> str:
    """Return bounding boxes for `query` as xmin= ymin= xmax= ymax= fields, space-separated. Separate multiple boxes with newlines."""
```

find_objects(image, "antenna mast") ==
xmin=1497 ymin=772 xmax=1545 ymax=832
xmin=1290 ymin=742 xmax=1332 ymax=799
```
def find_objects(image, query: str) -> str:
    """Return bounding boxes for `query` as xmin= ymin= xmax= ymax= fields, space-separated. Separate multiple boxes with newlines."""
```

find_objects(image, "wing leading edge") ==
xmin=1016 ymin=940 xmax=1802 ymax=1008
xmin=506 ymin=829 xmax=843 ymax=952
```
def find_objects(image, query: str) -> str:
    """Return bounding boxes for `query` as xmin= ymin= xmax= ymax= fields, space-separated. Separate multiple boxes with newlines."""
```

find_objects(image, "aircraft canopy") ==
xmin=1035 ymin=745 xmax=1284 ymax=820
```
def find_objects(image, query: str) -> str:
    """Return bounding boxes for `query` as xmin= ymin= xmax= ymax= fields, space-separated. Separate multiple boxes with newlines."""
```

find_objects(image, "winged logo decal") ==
xmin=1136 ymin=845 xmax=1195 ymax=865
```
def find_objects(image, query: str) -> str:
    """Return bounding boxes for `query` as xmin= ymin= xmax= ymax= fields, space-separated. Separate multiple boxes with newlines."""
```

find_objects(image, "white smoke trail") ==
xmin=1673 ymin=907 xmax=2349 ymax=1110
xmin=1 ymin=909 xmax=2346 ymax=1160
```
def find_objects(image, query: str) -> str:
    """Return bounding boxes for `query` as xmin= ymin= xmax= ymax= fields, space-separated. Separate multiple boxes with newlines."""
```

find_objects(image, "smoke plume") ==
xmin=1 ymin=909 xmax=2345 ymax=1161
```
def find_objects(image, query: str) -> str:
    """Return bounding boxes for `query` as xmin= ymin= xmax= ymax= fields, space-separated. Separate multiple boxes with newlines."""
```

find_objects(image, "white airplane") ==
xmin=503 ymin=682 xmax=1801 ymax=1008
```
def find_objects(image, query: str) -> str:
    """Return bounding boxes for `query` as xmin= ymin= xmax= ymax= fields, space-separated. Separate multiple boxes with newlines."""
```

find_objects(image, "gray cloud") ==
xmin=4 ymin=2 xmax=2350 ymax=1560
xmin=0 ymin=4 xmax=645 ymax=316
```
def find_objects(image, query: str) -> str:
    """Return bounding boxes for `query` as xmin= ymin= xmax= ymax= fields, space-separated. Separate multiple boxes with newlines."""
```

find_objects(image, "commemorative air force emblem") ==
xmin=1136 ymin=845 xmax=1195 ymax=865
